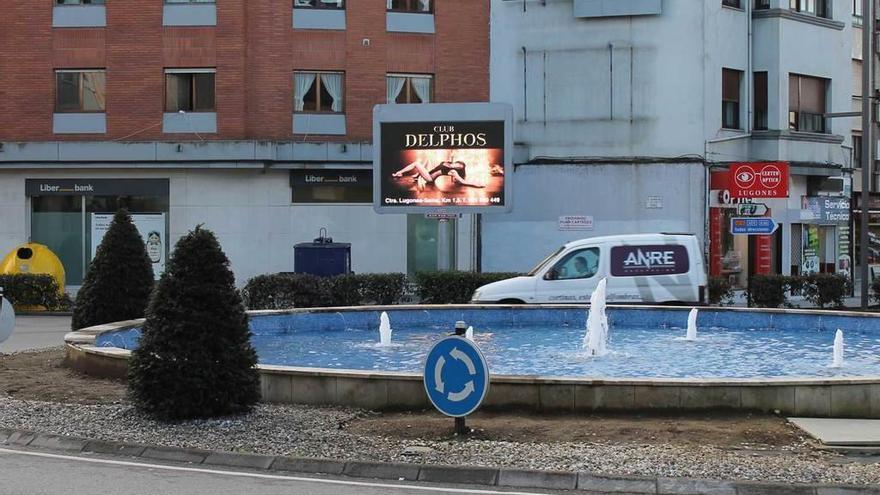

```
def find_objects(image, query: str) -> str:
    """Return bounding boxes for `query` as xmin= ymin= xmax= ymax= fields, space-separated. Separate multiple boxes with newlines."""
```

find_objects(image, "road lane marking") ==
xmin=0 ymin=448 xmax=552 ymax=495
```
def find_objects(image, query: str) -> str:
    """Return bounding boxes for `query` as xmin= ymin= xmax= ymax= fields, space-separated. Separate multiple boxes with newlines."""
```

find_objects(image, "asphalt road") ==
xmin=0 ymin=315 xmax=71 ymax=353
xmin=0 ymin=448 xmax=567 ymax=495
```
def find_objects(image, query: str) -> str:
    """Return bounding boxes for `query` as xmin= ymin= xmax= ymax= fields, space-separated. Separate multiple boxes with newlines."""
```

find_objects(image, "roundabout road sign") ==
xmin=423 ymin=336 xmax=490 ymax=418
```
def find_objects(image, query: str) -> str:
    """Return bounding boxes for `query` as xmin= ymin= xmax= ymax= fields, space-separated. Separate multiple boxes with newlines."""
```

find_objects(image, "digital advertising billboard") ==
xmin=373 ymin=103 xmax=513 ymax=214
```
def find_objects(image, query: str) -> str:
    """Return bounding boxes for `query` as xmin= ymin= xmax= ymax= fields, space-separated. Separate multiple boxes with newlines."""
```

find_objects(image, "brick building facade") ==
xmin=0 ymin=1 xmax=489 ymax=288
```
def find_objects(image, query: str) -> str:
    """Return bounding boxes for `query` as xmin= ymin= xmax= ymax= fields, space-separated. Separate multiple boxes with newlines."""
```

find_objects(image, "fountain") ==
xmin=583 ymin=278 xmax=609 ymax=356
xmin=378 ymin=311 xmax=392 ymax=346
xmin=685 ymin=308 xmax=698 ymax=341
xmin=465 ymin=325 xmax=474 ymax=342
xmin=831 ymin=329 xmax=844 ymax=368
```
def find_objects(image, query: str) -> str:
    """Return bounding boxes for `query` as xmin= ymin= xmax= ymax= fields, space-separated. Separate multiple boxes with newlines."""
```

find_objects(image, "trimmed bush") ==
xmin=128 ymin=226 xmax=260 ymax=420
xmin=708 ymin=276 xmax=734 ymax=306
xmin=0 ymin=274 xmax=68 ymax=311
xmin=746 ymin=274 xmax=791 ymax=308
xmin=414 ymin=271 xmax=521 ymax=304
xmin=241 ymin=273 xmax=327 ymax=309
xmin=72 ymin=210 xmax=154 ymax=330
xmin=242 ymin=272 xmax=409 ymax=309
xmin=801 ymin=273 xmax=851 ymax=309
xmin=324 ymin=274 xmax=362 ymax=307
xmin=360 ymin=273 xmax=407 ymax=305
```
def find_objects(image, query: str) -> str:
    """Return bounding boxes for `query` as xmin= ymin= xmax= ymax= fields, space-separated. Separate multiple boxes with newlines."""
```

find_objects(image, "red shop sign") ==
xmin=729 ymin=162 xmax=789 ymax=198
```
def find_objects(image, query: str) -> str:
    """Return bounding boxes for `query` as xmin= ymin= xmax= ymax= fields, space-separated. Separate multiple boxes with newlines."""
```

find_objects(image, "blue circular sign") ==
xmin=423 ymin=336 xmax=490 ymax=418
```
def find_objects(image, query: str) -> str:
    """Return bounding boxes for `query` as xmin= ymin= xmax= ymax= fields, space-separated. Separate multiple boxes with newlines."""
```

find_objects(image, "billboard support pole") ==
xmin=438 ymin=219 xmax=451 ymax=271
xmin=860 ymin=0 xmax=873 ymax=309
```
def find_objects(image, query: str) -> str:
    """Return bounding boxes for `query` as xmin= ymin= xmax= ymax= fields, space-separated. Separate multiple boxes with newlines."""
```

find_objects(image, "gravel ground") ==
xmin=1 ymin=397 xmax=879 ymax=486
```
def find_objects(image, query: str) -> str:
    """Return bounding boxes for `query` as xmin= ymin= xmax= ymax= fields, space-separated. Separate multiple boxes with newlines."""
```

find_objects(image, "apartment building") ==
xmin=0 ymin=0 xmax=489 ymax=288
xmin=488 ymin=0 xmax=853 ymax=288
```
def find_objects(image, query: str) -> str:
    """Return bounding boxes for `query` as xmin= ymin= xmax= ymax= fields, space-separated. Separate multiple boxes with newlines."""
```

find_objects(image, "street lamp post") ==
xmin=860 ymin=0 xmax=873 ymax=309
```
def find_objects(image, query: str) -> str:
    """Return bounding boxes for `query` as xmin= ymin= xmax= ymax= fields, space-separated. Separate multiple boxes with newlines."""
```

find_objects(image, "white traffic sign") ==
xmin=736 ymin=203 xmax=768 ymax=216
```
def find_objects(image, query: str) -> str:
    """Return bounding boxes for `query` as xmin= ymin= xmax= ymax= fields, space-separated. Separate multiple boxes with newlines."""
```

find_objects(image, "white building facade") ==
xmin=486 ymin=0 xmax=854 ymax=285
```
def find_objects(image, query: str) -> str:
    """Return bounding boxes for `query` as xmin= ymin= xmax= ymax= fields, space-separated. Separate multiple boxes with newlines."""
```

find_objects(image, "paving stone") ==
xmin=578 ymin=473 xmax=656 ymax=493
xmin=141 ymin=446 xmax=209 ymax=464
xmin=28 ymin=434 xmax=87 ymax=452
xmin=82 ymin=440 xmax=147 ymax=457
xmin=418 ymin=465 xmax=498 ymax=485
xmin=4 ymin=431 xmax=36 ymax=446
xmin=203 ymin=452 xmax=275 ymax=470
xmin=498 ymin=468 xmax=577 ymax=490
xmin=657 ymin=477 xmax=735 ymax=495
xmin=271 ymin=456 xmax=345 ymax=475
xmin=343 ymin=461 xmax=420 ymax=481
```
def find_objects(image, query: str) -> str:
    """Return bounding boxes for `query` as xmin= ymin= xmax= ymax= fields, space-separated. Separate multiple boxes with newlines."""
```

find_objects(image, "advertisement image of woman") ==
xmin=392 ymin=160 xmax=485 ymax=188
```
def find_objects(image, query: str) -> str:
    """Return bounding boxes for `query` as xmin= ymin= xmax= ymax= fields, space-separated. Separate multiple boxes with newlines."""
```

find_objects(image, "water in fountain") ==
xmin=583 ymin=278 xmax=609 ymax=356
xmin=831 ymin=329 xmax=844 ymax=368
xmin=378 ymin=311 xmax=392 ymax=347
xmin=685 ymin=308 xmax=698 ymax=341
xmin=465 ymin=326 xmax=474 ymax=342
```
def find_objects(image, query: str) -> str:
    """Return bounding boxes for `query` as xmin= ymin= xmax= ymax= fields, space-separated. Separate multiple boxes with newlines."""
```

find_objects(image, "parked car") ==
xmin=471 ymin=233 xmax=707 ymax=304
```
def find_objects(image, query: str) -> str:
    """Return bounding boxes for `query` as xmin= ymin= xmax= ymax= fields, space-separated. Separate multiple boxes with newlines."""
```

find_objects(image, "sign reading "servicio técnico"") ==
xmin=730 ymin=162 xmax=789 ymax=199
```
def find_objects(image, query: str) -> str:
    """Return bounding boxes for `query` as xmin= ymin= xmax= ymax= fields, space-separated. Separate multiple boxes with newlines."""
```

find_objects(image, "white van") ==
xmin=471 ymin=234 xmax=708 ymax=305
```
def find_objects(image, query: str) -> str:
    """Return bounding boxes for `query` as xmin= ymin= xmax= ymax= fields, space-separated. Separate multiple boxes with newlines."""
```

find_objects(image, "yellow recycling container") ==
xmin=0 ymin=243 xmax=66 ymax=294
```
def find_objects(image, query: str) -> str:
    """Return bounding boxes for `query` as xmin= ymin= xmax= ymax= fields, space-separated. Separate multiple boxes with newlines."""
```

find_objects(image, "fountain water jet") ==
xmin=378 ymin=311 xmax=392 ymax=346
xmin=465 ymin=326 xmax=474 ymax=342
xmin=685 ymin=308 xmax=698 ymax=341
xmin=831 ymin=329 xmax=844 ymax=368
xmin=583 ymin=278 xmax=609 ymax=356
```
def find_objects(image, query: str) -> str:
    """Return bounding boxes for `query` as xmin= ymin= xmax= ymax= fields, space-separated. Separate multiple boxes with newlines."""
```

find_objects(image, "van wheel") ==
xmin=499 ymin=299 xmax=526 ymax=305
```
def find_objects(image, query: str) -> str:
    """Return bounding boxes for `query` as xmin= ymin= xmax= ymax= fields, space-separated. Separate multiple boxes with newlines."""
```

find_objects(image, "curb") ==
xmin=1 ymin=428 xmax=878 ymax=495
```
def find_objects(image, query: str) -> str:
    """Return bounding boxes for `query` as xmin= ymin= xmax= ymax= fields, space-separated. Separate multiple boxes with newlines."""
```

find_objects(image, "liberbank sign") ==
xmin=25 ymin=179 xmax=169 ymax=197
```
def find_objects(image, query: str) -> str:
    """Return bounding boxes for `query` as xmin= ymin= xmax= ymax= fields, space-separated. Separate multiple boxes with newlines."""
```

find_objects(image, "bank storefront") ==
xmin=25 ymin=178 xmax=169 ymax=286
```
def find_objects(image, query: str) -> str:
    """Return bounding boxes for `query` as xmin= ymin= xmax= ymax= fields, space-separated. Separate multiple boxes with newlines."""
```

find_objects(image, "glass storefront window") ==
xmin=406 ymin=214 xmax=455 ymax=275
xmin=31 ymin=196 xmax=85 ymax=285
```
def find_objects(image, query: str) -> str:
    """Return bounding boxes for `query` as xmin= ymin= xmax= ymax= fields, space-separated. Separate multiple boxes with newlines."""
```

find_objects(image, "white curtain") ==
xmin=294 ymin=73 xmax=316 ymax=112
xmin=418 ymin=0 xmax=430 ymax=11
xmin=387 ymin=0 xmax=394 ymax=9
xmin=321 ymin=73 xmax=343 ymax=112
xmin=386 ymin=76 xmax=406 ymax=103
xmin=411 ymin=77 xmax=431 ymax=103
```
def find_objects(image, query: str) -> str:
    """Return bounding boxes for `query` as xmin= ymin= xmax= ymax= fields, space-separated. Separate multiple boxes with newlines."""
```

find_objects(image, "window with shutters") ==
xmin=789 ymin=74 xmax=828 ymax=133
xmin=722 ymin=69 xmax=742 ymax=130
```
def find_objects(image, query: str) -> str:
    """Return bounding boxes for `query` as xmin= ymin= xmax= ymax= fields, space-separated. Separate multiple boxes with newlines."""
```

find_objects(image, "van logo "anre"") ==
xmin=610 ymin=245 xmax=689 ymax=277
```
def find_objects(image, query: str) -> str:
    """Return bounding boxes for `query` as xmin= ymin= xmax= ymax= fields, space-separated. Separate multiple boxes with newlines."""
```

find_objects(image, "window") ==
xmin=56 ymin=0 xmax=104 ymax=4
xmin=755 ymin=0 xmax=770 ymax=9
xmin=387 ymin=0 xmax=432 ymax=13
xmin=789 ymin=74 xmax=827 ymax=133
xmin=165 ymin=0 xmax=216 ymax=3
xmin=294 ymin=71 xmax=344 ymax=113
xmin=165 ymin=70 xmax=215 ymax=112
xmin=294 ymin=0 xmax=344 ymax=8
xmin=790 ymin=0 xmax=829 ymax=18
xmin=754 ymin=72 xmax=768 ymax=130
xmin=387 ymin=74 xmax=433 ymax=104
xmin=722 ymin=69 xmax=742 ymax=129
xmin=722 ymin=0 xmax=741 ymax=8
xmin=854 ymin=135 xmax=863 ymax=168
xmin=55 ymin=70 xmax=106 ymax=112
xmin=547 ymin=248 xmax=600 ymax=281
xmin=853 ymin=0 xmax=863 ymax=23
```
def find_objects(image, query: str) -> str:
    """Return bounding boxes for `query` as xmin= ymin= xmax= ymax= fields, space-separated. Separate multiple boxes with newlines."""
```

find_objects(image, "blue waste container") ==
xmin=294 ymin=230 xmax=351 ymax=277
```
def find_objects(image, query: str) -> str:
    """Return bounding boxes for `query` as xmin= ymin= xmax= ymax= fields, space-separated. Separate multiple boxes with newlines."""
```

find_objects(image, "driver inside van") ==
xmin=573 ymin=256 xmax=593 ymax=277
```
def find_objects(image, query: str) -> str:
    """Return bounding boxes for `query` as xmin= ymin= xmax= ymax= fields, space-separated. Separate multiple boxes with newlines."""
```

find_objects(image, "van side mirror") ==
xmin=544 ymin=268 xmax=558 ymax=281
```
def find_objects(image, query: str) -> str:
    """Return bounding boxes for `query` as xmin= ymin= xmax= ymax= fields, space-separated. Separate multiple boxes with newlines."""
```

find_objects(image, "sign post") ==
xmin=423 ymin=330 xmax=490 ymax=435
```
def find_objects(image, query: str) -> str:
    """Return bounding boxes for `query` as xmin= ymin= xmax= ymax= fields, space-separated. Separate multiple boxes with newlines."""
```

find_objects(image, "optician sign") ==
xmin=729 ymin=162 xmax=789 ymax=198
xmin=373 ymin=103 xmax=514 ymax=214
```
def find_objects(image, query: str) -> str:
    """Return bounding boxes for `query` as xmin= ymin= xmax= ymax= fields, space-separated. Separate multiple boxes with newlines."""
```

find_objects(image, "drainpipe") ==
xmin=746 ymin=0 xmax=753 ymax=134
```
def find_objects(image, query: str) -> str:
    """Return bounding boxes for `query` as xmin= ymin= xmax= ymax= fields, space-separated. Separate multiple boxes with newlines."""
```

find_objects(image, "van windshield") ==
xmin=527 ymin=246 xmax=565 ymax=276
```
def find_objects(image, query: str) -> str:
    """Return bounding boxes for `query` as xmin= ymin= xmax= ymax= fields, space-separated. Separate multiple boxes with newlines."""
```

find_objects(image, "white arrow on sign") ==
xmin=450 ymin=347 xmax=477 ymax=375
xmin=448 ymin=381 xmax=475 ymax=402
xmin=736 ymin=203 xmax=768 ymax=216
xmin=434 ymin=356 xmax=446 ymax=393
